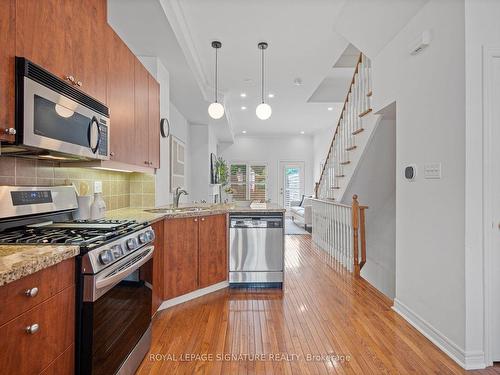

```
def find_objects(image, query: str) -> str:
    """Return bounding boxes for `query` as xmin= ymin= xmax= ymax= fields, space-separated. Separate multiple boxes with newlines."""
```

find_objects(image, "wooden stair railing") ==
xmin=310 ymin=195 xmax=368 ymax=276
xmin=315 ymin=53 xmax=373 ymax=200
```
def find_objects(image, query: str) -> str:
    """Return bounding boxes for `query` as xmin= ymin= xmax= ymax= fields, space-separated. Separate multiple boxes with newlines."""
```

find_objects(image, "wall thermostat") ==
xmin=404 ymin=165 xmax=417 ymax=181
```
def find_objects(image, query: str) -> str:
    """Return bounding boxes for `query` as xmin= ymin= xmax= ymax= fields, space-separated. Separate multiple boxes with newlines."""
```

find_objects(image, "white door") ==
xmin=487 ymin=49 xmax=500 ymax=361
xmin=278 ymin=162 xmax=305 ymax=209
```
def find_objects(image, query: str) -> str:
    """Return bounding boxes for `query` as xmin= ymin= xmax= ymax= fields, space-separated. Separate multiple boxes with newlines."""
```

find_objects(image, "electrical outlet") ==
xmin=424 ymin=163 xmax=441 ymax=179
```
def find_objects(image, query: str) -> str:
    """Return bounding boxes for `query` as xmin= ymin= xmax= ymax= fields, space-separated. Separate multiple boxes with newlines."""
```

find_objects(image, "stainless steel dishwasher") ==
xmin=229 ymin=213 xmax=284 ymax=287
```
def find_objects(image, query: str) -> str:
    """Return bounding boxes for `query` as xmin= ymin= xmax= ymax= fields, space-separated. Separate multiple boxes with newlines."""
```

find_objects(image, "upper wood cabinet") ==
xmin=107 ymin=27 xmax=135 ymax=165
xmin=148 ymin=76 xmax=160 ymax=168
xmin=68 ymin=0 xmax=108 ymax=104
xmin=134 ymin=60 xmax=150 ymax=167
xmin=16 ymin=0 xmax=107 ymax=104
xmin=0 ymin=0 xmax=15 ymax=142
xmin=199 ymin=214 xmax=228 ymax=288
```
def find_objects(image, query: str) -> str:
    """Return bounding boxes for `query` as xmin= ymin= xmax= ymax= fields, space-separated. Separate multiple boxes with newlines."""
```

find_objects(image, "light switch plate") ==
xmin=94 ymin=180 xmax=103 ymax=193
xmin=424 ymin=163 xmax=441 ymax=179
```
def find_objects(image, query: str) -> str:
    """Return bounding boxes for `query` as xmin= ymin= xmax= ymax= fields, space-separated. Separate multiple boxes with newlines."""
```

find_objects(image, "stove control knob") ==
xmin=98 ymin=250 xmax=113 ymax=265
xmin=138 ymin=232 xmax=148 ymax=244
xmin=111 ymin=245 xmax=124 ymax=258
xmin=126 ymin=238 xmax=138 ymax=251
xmin=145 ymin=229 xmax=155 ymax=242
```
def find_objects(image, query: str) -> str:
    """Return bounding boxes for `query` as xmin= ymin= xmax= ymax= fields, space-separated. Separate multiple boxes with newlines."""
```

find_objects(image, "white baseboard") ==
xmin=157 ymin=281 xmax=229 ymax=311
xmin=393 ymin=299 xmax=486 ymax=370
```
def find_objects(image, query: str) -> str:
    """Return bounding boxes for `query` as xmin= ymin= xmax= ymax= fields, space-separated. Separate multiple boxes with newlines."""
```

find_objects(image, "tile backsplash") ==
xmin=0 ymin=157 xmax=156 ymax=211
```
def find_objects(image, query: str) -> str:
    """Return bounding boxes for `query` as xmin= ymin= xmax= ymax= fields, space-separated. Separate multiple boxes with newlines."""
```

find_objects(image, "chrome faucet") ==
xmin=173 ymin=187 xmax=188 ymax=208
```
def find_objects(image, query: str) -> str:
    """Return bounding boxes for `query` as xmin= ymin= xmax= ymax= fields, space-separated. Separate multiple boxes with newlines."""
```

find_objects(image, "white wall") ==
xmin=220 ymin=136 xmax=314 ymax=205
xmin=312 ymin=127 xmax=336 ymax=185
xmin=344 ymin=119 xmax=396 ymax=299
xmin=169 ymin=104 xmax=191 ymax=205
xmin=189 ymin=124 xmax=218 ymax=203
xmin=464 ymin=0 xmax=500 ymax=367
xmin=372 ymin=0 xmax=466 ymax=362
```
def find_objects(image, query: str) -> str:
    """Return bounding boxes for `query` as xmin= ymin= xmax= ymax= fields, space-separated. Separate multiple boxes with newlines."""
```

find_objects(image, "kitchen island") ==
xmin=105 ymin=203 xmax=286 ymax=312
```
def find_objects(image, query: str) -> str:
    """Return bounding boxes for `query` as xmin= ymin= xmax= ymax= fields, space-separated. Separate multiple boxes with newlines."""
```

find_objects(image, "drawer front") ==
xmin=40 ymin=344 xmax=74 ymax=375
xmin=0 ymin=286 xmax=75 ymax=375
xmin=0 ymin=259 xmax=74 ymax=326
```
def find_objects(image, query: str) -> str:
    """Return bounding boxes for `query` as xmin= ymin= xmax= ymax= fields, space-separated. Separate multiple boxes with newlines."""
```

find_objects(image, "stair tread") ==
xmin=359 ymin=108 xmax=373 ymax=118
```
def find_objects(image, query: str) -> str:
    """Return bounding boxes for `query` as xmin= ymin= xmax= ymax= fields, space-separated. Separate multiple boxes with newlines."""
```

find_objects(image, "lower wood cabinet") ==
xmin=0 ymin=259 xmax=75 ymax=375
xmin=198 ymin=214 xmax=228 ymax=288
xmin=0 ymin=281 xmax=75 ymax=375
xmin=160 ymin=214 xmax=227 ymax=300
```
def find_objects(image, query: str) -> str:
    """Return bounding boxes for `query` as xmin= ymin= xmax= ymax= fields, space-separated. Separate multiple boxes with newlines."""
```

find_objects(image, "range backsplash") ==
xmin=0 ymin=157 xmax=155 ymax=210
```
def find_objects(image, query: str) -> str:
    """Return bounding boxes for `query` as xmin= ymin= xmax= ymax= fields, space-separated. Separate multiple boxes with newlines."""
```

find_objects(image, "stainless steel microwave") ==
xmin=1 ymin=57 xmax=110 ymax=161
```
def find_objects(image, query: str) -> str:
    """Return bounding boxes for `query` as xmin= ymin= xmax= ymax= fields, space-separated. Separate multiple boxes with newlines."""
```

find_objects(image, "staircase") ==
xmin=315 ymin=53 xmax=380 ymax=202
xmin=312 ymin=53 xmax=380 ymax=275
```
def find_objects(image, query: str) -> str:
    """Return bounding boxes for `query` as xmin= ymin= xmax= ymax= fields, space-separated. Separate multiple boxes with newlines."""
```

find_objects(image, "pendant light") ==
xmin=256 ymin=42 xmax=272 ymax=120
xmin=208 ymin=41 xmax=224 ymax=119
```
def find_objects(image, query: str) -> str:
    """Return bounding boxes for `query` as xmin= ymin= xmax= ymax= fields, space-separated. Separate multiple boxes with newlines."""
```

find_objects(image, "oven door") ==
xmin=79 ymin=246 xmax=153 ymax=375
xmin=22 ymin=77 xmax=109 ymax=160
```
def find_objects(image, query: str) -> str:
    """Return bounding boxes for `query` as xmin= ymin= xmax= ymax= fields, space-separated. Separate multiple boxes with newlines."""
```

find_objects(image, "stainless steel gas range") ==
xmin=0 ymin=185 xmax=154 ymax=375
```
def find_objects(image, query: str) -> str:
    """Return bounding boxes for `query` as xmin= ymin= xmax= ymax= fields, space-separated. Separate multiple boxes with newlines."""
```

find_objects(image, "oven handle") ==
xmin=95 ymin=246 xmax=154 ymax=290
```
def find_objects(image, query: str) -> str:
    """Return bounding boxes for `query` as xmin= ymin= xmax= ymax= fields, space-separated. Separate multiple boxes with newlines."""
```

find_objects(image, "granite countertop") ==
xmin=0 ymin=244 xmax=79 ymax=287
xmin=106 ymin=203 xmax=286 ymax=224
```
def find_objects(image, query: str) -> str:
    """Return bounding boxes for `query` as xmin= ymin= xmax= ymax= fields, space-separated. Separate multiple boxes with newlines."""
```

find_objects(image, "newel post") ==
xmin=351 ymin=195 xmax=360 ymax=276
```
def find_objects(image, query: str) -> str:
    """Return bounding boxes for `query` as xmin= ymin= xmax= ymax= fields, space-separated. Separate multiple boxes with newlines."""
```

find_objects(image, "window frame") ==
xmin=228 ymin=161 xmax=268 ymax=201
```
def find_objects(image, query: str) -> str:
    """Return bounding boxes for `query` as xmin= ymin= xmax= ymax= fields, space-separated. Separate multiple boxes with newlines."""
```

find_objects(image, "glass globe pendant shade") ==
xmin=256 ymin=103 xmax=272 ymax=120
xmin=208 ymin=102 xmax=224 ymax=119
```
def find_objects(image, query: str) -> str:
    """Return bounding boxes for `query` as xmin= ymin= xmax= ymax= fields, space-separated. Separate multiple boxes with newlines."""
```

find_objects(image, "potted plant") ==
xmin=215 ymin=157 xmax=233 ymax=203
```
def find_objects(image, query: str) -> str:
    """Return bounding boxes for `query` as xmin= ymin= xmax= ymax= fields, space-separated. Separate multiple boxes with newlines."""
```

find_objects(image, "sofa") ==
xmin=289 ymin=196 xmax=312 ymax=230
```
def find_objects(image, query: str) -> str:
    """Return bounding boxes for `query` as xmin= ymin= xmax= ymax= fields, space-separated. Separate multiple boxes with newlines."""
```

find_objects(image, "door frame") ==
xmin=483 ymin=46 xmax=500 ymax=366
xmin=278 ymin=161 xmax=305 ymax=209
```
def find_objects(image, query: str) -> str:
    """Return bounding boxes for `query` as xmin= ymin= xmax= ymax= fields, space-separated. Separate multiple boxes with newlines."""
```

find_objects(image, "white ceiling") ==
xmin=161 ymin=0 xmax=350 ymax=136
xmin=109 ymin=0 xmax=423 ymax=140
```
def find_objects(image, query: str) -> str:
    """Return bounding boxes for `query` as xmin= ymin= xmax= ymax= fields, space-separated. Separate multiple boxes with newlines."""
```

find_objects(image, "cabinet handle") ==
xmin=24 ymin=287 xmax=39 ymax=298
xmin=110 ymin=151 xmax=115 ymax=157
xmin=144 ymin=161 xmax=149 ymax=165
xmin=65 ymin=75 xmax=76 ymax=84
xmin=25 ymin=323 xmax=40 ymax=335
xmin=76 ymin=80 xmax=82 ymax=87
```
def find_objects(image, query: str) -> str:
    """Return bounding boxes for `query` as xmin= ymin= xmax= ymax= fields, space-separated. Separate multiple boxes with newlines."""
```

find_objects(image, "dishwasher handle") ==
xmin=230 ymin=217 xmax=283 ymax=228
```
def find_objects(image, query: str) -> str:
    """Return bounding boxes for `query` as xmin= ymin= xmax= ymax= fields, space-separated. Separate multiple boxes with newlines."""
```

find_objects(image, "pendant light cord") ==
xmin=261 ymin=48 xmax=265 ymax=104
xmin=215 ymin=47 xmax=218 ymax=103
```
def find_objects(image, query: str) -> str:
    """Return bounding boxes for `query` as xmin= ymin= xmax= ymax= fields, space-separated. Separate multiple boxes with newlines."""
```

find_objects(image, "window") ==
xmin=229 ymin=163 xmax=267 ymax=201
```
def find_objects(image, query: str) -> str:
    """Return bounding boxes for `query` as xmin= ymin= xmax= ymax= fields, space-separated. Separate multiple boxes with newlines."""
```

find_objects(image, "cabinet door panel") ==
xmin=148 ymin=75 xmax=160 ymax=168
xmin=107 ymin=27 xmax=135 ymax=164
xmin=163 ymin=217 xmax=199 ymax=299
xmin=69 ymin=0 xmax=107 ymax=104
xmin=134 ymin=60 xmax=149 ymax=167
xmin=0 ymin=0 xmax=15 ymax=142
xmin=199 ymin=214 xmax=228 ymax=288
xmin=16 ymin=0 xmax=73 ymax=83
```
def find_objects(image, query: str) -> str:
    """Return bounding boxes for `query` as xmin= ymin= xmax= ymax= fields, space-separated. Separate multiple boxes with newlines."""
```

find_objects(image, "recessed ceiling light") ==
xmin=242 ymin=130 xmax=247 ymax=134
xmin=268 ymin=93 xmax=275 ymax=98
xmin=300 ymin=131 xmax=305 ymax=134
xmin=293 ymin=78 xmax=303 ymax=86
xmin=240 ymin=92 xmax=247 ymax=98
xmin=241 ymin=106 xmax=247 ymax=110
xmin=327 ymin=107 xmax=333 ymax=111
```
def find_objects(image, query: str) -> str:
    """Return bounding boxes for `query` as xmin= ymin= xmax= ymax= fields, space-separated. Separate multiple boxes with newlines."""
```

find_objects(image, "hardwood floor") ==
xmin=137 ymin=235 xmax=500 ymax=374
